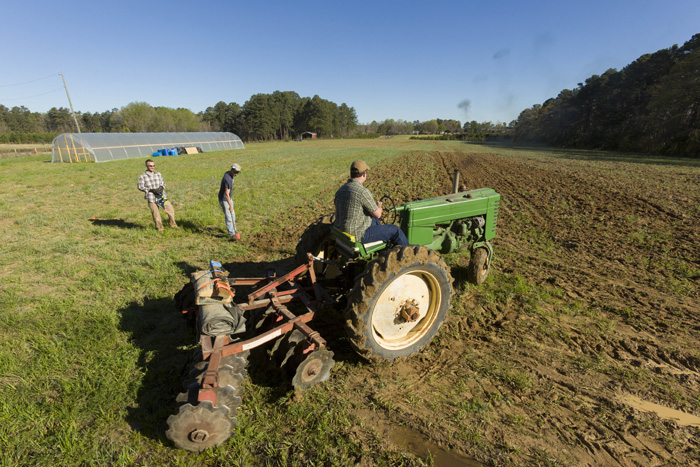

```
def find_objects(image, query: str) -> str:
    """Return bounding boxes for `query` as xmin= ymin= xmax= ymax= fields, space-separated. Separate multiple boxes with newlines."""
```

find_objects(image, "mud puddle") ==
xmin=353 ymin=408 xmax=481 ymax=466
xmin=385 ymin=426 xmax=482 ymax=466
xmin=618 ymin=393 xmax=700 ymax=427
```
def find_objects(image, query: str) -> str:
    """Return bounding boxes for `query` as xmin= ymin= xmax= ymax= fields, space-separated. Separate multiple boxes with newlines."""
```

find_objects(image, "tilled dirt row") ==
xmin=344 ymin=151 xmax=699 ymax=466
xmin=248 ymin=149 xmax=698 ymax=465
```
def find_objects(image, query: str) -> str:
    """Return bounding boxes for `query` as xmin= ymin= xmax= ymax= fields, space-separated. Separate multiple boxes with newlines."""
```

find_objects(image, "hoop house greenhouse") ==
xmin=51 ymin=132 xmax=244 ymax=163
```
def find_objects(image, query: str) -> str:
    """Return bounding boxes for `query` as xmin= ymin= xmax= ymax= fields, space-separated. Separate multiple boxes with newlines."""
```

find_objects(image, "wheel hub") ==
xmin=302 ymin=359 xmax=323 ymax=382
xmin=166 ymin=402 xmax=233 ymax=451
xmin=292 ymin=348 xmax=335 ymax=389
xmin=190 ymin=429 xmax=209 ymax=443
xmin=372 ymin=274 xmax=431 ymax=343
xmin=399 ymin=299 xmax=420 ymax=322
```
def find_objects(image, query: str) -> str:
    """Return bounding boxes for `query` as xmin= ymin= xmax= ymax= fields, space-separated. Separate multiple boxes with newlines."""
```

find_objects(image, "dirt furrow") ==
xmin=345 ymin=150 xmax=700 ymax=465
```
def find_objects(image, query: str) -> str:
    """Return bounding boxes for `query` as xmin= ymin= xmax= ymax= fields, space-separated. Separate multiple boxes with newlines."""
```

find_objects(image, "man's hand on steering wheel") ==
xmin=378 ymin=195 xmax=397 ymax=225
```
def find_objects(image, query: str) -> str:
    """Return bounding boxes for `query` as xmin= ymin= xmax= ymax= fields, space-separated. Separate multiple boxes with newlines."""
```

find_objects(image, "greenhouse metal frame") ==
xmin=51 ymin=132 xmax=244 ymax=163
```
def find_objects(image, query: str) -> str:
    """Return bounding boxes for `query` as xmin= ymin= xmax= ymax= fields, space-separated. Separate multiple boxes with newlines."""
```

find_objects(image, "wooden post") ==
xmin=68 ymin=135 xmax=83 ymax=162
xmin=63 ymin=135 xmax=73 ymax=163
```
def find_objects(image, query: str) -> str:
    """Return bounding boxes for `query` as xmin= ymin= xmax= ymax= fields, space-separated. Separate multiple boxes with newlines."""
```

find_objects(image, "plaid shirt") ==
xmin=137 ymin=171 xmax=166 ymax=203
xmin=334 ymin=179 xmax=378 ymax=240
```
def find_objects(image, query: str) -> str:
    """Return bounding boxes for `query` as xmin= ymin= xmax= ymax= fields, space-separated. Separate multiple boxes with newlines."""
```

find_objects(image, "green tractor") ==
xmin=295 ymin=186 xmax=500 ymax=361
xmin=165 ymin=179 xmax=500 ymax=451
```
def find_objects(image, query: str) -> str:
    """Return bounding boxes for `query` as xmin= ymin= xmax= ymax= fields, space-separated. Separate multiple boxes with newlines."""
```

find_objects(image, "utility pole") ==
xmin=60 ymin=72 xmax=81 ymax=133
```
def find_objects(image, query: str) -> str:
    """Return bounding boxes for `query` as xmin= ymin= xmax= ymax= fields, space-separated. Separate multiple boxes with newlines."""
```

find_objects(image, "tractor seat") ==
xmin=331 ymin=226 xmax=385 ymax=258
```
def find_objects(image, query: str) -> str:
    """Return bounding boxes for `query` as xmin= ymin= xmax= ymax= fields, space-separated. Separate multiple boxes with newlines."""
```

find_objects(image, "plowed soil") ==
xmin=257 ymin=149 xmax=700 ymax=466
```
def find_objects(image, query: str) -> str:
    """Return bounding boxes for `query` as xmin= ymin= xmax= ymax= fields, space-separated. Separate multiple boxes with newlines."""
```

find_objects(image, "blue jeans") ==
xmin=361 ymin=218 xmax=409 ymax=245
xmin=219 ymin=199 xmax=236 ymax=236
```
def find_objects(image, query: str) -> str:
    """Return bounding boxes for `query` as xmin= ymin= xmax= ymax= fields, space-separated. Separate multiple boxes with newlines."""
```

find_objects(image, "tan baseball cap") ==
xmin=350 ymin=160 xmax=369 ymax=177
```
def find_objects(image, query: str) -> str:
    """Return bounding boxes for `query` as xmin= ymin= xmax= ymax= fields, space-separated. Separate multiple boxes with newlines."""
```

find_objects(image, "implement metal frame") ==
xmin=184 ymin=254 xmax=334 ymax=406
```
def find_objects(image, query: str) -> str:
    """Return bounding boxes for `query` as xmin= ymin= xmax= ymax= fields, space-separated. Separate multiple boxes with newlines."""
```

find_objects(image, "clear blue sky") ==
xmin=2 ymin=0 xmax=698 ymax=125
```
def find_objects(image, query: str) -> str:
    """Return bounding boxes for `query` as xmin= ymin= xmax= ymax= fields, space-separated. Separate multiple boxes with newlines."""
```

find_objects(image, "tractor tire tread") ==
xmin=344 ymin=245 xmax=453 ymax=362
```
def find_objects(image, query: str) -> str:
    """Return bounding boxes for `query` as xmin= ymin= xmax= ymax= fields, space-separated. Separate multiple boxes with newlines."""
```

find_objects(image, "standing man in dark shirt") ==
xmin=218 ymin=163 xmax=241 ymax=240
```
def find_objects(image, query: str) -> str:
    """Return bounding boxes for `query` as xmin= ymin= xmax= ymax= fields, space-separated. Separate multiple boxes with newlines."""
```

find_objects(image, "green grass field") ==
xmin=2 ymin=137 xmax=698 ymax=466
xmin=0 ymin=137 xmax=459 ymax=466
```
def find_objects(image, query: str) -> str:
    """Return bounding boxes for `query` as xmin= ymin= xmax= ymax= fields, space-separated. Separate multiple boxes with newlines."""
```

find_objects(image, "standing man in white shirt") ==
xmin=137 ymin=159 xmax=177 ymax=231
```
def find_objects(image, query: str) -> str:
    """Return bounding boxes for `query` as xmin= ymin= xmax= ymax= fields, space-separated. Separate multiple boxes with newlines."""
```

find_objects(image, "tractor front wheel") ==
xmin=345 ymin=245 xmax=453 ymax=361
xmin=467 ymin=247 xmax=490 ymax=285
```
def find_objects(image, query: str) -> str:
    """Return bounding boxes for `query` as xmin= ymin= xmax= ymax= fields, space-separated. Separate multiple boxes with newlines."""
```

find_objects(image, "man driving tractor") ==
xmin=333 ymin=159 xmax=409 ymax=246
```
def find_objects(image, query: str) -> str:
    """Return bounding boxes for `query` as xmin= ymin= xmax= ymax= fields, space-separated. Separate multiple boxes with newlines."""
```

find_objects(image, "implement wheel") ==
xmin=467 ymin=247 xmax=490 ymax=285
xmin=345 ymin=246 xmax=453 ymax=361
xmin=273 ymin=329 xmax=306 ymax=370
xmin=166 ymin=401 xmax=232 ymax=452
xmin=292 ymin=348 xmax=335 ymax=390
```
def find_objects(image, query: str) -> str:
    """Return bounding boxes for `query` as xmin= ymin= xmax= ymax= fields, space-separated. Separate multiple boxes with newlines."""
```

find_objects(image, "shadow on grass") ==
xmin=221 ymin=258 xmax=296 ymax=277
xmin=174 ymin=260 xmax=199 ymax=278
xmin=89 ymin=217 xmax=143 ymax=229
xmin=468 ymin=141 xmax=700 ymax=167
xmin=175 ymin=219 xmax=229 ymax=238
xmin=119 ymin=295 xmax=196 ymax=445
xmin=120 ymin=256 xmax=364 ymax=445
xmin=450 ymin=264 xmax=472 ymax=290
xmin=86 ymin=217 xmax=231 ymax=237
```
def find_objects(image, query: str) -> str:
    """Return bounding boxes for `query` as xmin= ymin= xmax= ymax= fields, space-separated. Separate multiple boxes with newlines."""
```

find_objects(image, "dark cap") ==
xmin=350 ymin=160 xmax=369 ymax=177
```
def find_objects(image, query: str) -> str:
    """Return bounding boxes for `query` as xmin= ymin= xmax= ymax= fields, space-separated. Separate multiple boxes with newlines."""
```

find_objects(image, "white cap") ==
xmin=231 ymin=163 xmax=242 ymax=172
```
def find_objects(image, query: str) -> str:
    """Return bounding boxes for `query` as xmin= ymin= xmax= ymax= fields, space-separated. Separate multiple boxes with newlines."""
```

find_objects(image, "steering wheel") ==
xmin=379 ymin=195 xmax=397 ymax=225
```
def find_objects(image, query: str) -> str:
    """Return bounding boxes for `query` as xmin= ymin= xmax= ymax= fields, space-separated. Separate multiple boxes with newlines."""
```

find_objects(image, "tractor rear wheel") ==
xmin=345 ymin=245 xmax=453 ymax=361
xmin=295 ymin=214 xmax=332 ymax=265
xmin=294 ymin=214 xmax=342 ymax=279
xmin=467 ymin=247 xmax=490 ymax=285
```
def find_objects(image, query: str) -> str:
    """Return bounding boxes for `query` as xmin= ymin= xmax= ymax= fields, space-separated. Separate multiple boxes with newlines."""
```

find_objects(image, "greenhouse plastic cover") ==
xmin=51 ymin=132 xmax=244 ymax=163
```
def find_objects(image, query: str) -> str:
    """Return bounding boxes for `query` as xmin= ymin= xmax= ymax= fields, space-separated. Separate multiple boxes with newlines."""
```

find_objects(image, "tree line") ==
xmin=200 ymin=91 xmax=358 ymax=140
xmin=0 ymin=90 xmax=506 ymax=144
xmin=513 ymin=33 xmax=700 ymax=157
xmin=0 ymin=91 xmax=360 ymax=142
xmin=355 ymin=119 xmax=509 ymax=139
xmin=0 ymin=103 xmax=202 ymax=142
